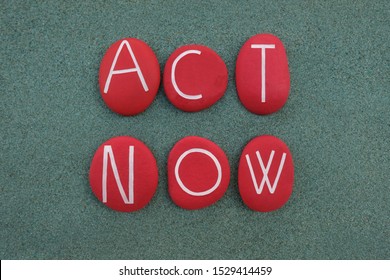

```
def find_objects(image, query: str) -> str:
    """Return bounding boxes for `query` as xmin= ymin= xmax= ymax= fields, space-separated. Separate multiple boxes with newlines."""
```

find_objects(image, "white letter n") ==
xmin=102 ymin=145 xmax=134 ymax=204
xmin=245 ymin=150 xmax=286 ymax=194
xmin=104 ymin=40 xmax=149 ymax=94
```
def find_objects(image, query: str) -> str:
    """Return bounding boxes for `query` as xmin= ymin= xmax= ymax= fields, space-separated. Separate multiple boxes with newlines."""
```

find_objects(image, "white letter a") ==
xmin=104 ymin=40 xmax=149 ymax=94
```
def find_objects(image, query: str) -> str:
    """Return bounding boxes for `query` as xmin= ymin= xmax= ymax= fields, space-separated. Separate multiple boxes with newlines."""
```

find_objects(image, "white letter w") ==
xmin=245 ymin=150 xmax=286 ymax=194
xmin=102 ymin=145 xmax=134 ymax=204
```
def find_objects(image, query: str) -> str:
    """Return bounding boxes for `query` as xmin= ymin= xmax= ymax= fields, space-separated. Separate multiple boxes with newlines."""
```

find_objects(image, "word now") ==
xmin=98 ymin=34 xmax=290 ymax=116
xmin=89 ymin=135 xmax=294 ymax=212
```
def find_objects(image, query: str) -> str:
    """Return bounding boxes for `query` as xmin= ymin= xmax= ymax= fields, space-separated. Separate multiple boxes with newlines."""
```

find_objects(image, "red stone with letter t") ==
xmin=236 ymin=33 xmax=290 ymax=115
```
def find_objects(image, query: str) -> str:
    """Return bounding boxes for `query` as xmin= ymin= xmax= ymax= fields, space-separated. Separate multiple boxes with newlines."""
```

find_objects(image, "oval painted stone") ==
xmin=236 ymin=34 xmax=290 ymax=115
xmin=164 ymin=45 xmax=228 ymax=112
xmin=89 ymin=136 xmax=158 ymax=212
xmin=168 ymin=136 xmax=230 ymax=210
xmin=238 ymin=135 xmax=294 ymax=212
xmin=99 ymin=38 xmax=160 ymax=116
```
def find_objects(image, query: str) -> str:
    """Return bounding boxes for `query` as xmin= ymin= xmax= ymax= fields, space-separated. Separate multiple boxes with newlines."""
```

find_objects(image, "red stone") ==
xmin=99 ymin=38 xmax=160 ymax=116
xmin=164 ymin=45 xmax=228 ymax=112
xmin=89 ymin=136 xmax=158 ymax=212
xmin=238 ymin=135 xmax=294 ymax=212
xmin=236 ymin=34 xmax=290 ymax=115
xmin=168 ymin=136 xmax=230 ymax=210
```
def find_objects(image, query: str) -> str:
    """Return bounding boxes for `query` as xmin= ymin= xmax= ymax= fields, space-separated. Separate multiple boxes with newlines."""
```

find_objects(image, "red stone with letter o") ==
xmin=168 ymin=136 xmax=230 ymax=210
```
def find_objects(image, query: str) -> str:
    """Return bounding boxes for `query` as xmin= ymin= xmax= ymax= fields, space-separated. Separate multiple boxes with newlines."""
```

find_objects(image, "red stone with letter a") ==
xmin=89 ymin=136 xmax=158 ymax=212
xmin=168 ymin=136 xmax=230 ymax=210
xmin=238 ymin=135 xmax=294 ymax=212
xmin=236 ymin=34 xmax=290 ymax=115
xmin=164 ymin=45 xmax=228 ymax=112
xmin=99 ymin=38 xmax=160 ymax=116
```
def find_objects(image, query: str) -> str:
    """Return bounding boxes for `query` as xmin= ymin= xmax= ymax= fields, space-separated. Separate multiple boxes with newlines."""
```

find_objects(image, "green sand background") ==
xmin=1 ymin=0 xmax=389 ymax=259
